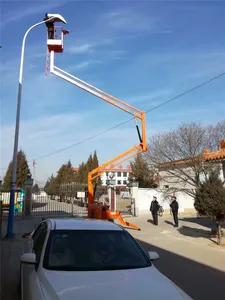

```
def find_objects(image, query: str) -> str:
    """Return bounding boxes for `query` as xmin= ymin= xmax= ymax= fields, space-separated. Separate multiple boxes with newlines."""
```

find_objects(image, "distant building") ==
xmin=100 ymin=164 xmax=132 ymax=187
xmin=73 ymin=164 xmax=132 ymax=187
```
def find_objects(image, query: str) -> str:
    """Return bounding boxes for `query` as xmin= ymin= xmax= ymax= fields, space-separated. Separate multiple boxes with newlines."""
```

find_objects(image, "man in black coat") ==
xmin=43 ymin=13 xmax=55 ymax=39
xmin=170 ymin=196 xmax=179 ymax=227
xmin=150 ymin=196 xmax=160 ymax=226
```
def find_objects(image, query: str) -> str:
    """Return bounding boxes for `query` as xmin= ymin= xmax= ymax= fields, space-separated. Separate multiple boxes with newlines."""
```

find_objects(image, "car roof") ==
xmin=48 ymin=218 xmax=124 ymax=231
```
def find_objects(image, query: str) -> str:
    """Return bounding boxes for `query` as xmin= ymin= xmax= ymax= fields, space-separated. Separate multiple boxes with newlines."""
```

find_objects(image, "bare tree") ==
xmin=146 ymin=121 xmax=224 ymax=197
xmin=206 ymin=120 xmax=225 ymax=151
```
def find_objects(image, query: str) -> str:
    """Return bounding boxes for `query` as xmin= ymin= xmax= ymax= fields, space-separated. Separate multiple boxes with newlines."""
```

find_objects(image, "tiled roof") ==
xmin=204 ymin=140 xmax=225 ymax=161
xmin=102 ymin=168 xmax=131 ymax=172
xmin=73 ymin=164 xmax=132 ymax=172
xmin=159 ymin=158 xmax=196 ymax=168
xmin=204 ymin=150 xmax=225 ymax=161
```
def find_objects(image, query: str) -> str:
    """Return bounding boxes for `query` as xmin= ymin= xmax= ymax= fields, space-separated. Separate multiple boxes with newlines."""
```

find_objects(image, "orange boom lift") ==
xmin=46 ymin=26 xmax=147 ymax=230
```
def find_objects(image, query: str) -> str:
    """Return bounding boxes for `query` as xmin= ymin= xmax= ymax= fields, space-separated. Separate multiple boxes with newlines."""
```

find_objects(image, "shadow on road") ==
xmin=147 ymin=219 xmax=154 ymax=224
xmin=180 ymin=216 xmax=214 ymax=228
xmin=177 ymin=225 xmax=219 ymax=245
xmin=180 ymin=217 xmax=225 ymax=229
xmin=31 ymin=210 xmax=74 ymax=217
xmin=164 ymin=220 xmax=174 ymax=226
xmin=32 ymin=201 xmax=48 ymax=208
xmin=178 ymin=225 xmax=211 ymax=238
xmin=136 ymin=238 xmax=225 ymax=300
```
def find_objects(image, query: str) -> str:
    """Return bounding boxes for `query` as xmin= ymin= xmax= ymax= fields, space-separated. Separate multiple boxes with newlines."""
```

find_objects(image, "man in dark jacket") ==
xmin=170 ymin=196 xmax=179 ymax=227
xmin=43 ymin=13 xmax=55 ymax=39
xmin=150 ymin=196 xmax=160 ymax=226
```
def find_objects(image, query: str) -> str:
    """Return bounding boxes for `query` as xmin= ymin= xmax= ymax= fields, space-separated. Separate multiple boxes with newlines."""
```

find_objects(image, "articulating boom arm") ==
xmin=88 ymin=144 xmax=143 ymax=202
xmin=49 ymin=51 xmax=147 ymax=153
xmin=49 ymin=46 xmax=147 ymax=230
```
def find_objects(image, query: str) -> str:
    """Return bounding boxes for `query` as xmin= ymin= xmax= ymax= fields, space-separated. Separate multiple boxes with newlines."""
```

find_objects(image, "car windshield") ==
xmin=43 ymin=229 xmax=151 ymax=271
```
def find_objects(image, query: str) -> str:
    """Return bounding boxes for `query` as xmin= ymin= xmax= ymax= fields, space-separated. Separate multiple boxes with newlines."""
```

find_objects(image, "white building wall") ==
xmin=220 ymin=162 xmax=225 ymax=182
xmin=134 ymin=188 xmax=195 ymax=215
xmin=159 ymin=162 xmax=225 ymax=190
xmin=159 ymin=167 xmax=195 ymax=190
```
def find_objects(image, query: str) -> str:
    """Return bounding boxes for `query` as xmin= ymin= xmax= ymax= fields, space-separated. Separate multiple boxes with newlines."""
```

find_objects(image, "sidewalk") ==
xmin=1 ymin=217 xmax=43 ymax=300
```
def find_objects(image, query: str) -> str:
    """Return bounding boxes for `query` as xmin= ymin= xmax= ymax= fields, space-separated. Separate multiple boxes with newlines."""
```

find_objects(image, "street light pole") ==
xmin=6 ymin=19 xmax=54 ymax=238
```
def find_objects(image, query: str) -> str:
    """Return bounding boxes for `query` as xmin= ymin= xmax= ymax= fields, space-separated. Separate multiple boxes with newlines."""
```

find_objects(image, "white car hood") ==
xmin=41 ymin=267 xmax=192 ymax=300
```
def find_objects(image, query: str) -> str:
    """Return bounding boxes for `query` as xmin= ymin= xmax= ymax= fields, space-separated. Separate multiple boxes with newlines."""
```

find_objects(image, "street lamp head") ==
xmin=108 ymin=172 xmax=115 ymax=179
xmin=46 ymin=13 xmax=67 ymax=24
xmin=26 ymin=172 xmax=32 ymax=179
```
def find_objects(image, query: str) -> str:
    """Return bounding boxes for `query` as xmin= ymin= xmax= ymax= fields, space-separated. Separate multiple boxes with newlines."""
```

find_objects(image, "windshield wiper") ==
xmin=46 ymin=265 xmax=150 ymax=271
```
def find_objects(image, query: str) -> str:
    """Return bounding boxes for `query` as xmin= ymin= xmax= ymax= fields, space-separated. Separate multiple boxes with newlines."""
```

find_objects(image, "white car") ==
xmin=20 ymin=218 xmax=193 ymax=300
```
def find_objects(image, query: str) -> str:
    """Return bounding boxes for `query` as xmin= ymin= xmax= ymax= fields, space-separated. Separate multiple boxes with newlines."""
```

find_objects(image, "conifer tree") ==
xmin=76 ymin=162 xmax=87 ymax=183
xmin=92 ymin=151 xmax=99 ymax=170
xmin=194 ymin=168 xmax=225 ymax=245
xmin=129 ymin=154 xmax=157 ymax=188
xmin=3 ymin=150 xmax=30 ymax=190
xmin=86 ymin=154 xmax=93 ymax=172
xmin=32 ymin=183 xmax=40 ymax=194
xmin=44 ymin=175 xmax=57 ymax=199
xmin=91 ymin=151 xmax=101 ymax=186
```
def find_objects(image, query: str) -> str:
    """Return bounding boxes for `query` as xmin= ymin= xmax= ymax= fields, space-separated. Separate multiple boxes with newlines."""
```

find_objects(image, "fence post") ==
xmin=131 ymin=198 xmax=135 ymax=216
xmin=131 ymin=181 xmax=139 ymax=217
xmin=24 ymin=174 xmax=34 ymax=217
xmin=71 ymin=199 xmax=74 ymax=217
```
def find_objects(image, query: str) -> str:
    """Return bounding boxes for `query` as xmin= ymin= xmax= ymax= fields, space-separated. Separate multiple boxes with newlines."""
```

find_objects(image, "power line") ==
xmin=32 ymin=118 xmax=134 ymax=162
xmin=0 ymin=120 xmax=133 ymax=172
xmin=145 ymin=71 xmax=225 ymax=113
xmin=1 ymin=71 xmax=225 ymax=171
xmin=30 ymin=71 xmax=225 ymax=162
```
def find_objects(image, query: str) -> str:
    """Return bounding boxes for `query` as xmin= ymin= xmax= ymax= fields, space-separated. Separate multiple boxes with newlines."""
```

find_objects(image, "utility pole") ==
xmin=6 ymin=13 xmax=67 ymax=238
xmin=33 ymin=160 xmax=36 ymax=185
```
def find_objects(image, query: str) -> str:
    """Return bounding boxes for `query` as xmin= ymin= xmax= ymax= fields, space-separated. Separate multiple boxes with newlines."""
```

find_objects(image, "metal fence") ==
xmin=91 ymin=185 xmax=133 ymax=215
xmin=31 ymin=195 xmax=87 ymax=217
xmin=115 ymin=187 xmax=132 ymax=214
xmin=32 ymin=182 xmax=88 ymax=217
xmin=94 ymin=185 xmax=108 ymax=202
xmin=0 ymin=184 xmax=133 ymax=220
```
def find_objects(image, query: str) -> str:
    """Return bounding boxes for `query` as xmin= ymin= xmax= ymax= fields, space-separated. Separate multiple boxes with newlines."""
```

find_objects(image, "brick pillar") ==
xmin=24 ymin=175 xmax=33 ymax=216
xmin=131 ymin=181 xmax=139 ymax=216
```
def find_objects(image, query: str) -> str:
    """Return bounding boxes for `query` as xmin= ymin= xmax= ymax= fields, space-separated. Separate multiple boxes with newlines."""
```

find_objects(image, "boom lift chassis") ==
xmin=46 ymin=27 xmax=148 ymax=230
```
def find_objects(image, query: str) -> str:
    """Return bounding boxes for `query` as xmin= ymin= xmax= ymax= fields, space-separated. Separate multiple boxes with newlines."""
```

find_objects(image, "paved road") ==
xmin=1 ymin=215 xmax=225 ymax=300
xmin=139 ymin=240 xmax=225 ymax=300
xmin=125 ymin=216 xmax=225 ymax=300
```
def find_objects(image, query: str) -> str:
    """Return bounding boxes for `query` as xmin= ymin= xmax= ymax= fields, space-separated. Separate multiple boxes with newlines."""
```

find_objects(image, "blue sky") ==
xmin=0 ymin=0 xmax=225 ymax=185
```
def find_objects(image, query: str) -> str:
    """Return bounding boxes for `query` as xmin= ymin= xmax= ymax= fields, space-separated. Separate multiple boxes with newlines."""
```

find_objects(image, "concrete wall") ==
xmin=134 ymin=188 xmax=195 ymax=215
xmin=221 ymin=162 xmax=225 ymax=182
